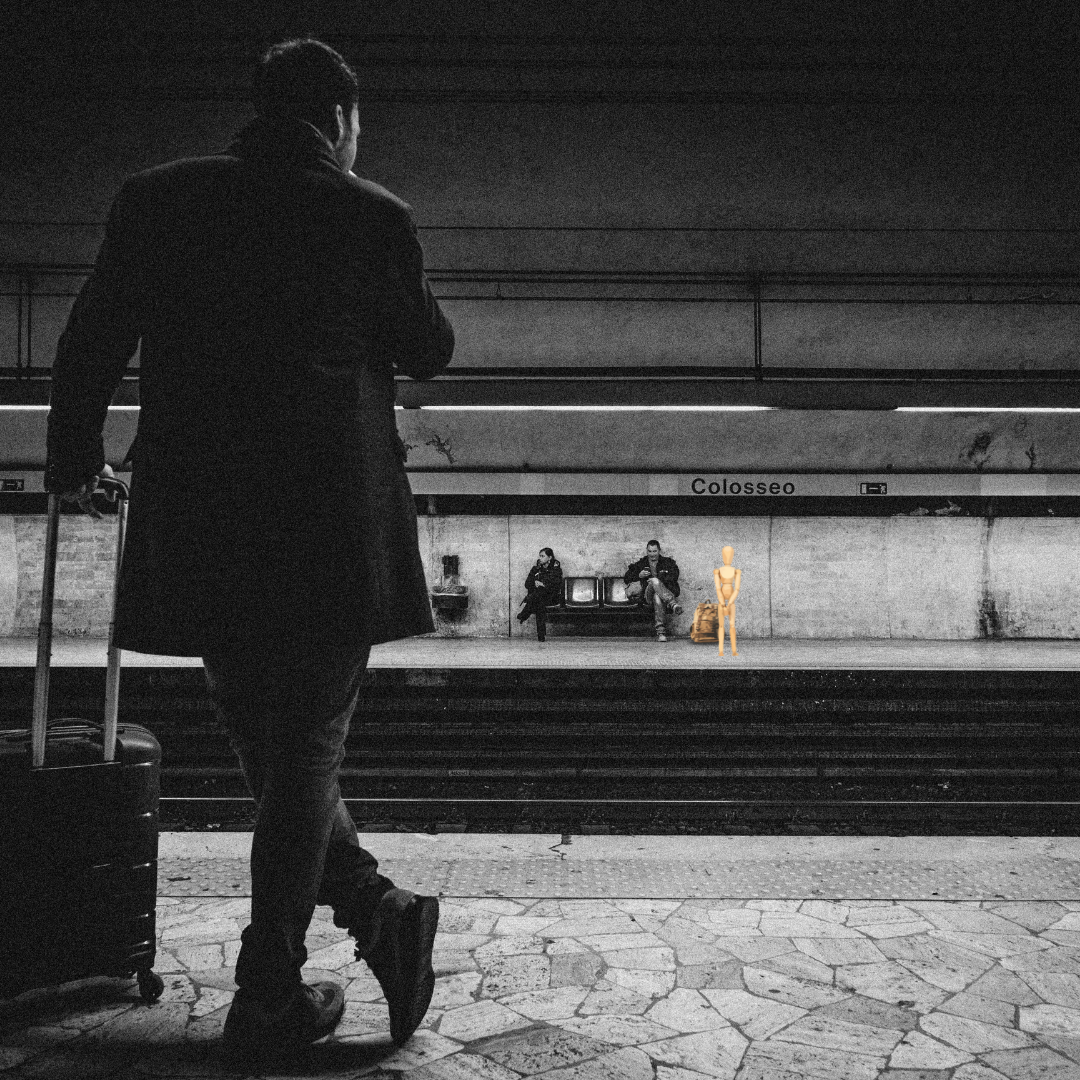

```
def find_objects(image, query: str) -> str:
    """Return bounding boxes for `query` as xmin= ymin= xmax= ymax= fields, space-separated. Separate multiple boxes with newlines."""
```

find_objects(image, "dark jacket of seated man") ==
xmin=525 ymin=558 xmax=564 ymax=605
xmin=623 ymin=554 xmax=681 ymax=599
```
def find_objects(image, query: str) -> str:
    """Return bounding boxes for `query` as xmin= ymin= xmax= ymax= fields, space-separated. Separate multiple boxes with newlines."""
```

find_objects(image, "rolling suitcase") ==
xmin=0 ymin=478 xmax=164 ymax=1003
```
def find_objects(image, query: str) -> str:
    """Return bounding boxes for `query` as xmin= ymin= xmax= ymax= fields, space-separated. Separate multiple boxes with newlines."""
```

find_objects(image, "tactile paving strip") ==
xmin=158 ymin=856 xmax=1080 ymax=901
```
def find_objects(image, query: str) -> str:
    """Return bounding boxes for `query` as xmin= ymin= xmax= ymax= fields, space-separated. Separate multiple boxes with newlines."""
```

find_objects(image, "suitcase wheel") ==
xmin=137 ymin=969 xmax=165 ymax=1003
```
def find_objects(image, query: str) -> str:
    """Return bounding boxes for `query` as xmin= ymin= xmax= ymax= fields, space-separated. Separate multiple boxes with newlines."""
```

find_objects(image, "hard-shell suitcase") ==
xmin=0 ymin=479 xmax=164 ymax=1003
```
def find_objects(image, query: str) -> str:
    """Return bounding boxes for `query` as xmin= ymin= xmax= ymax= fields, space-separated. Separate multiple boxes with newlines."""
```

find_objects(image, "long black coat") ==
xmin=524 ymin=559 xmax=564 ymax=605
xmin=46 ymin=118 xmax=454 ymax=655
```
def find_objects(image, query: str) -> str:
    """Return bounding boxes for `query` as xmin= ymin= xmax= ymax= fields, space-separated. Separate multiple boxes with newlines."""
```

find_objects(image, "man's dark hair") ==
xmin=252 ymin=38 xmax=359 ymax=127
xmin=540 ymin=547 xmax=555 ymax=559
xmin=647 ymin=539 xmax=661 ymax=549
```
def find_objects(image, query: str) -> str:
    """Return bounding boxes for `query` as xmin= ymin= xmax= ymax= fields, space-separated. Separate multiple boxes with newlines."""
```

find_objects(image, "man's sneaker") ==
xmin=359 ymin=888 xmax=440 ymax=1045
xmin=221 ymin=980 xmax=345 ymax=1069
xmin=656 ymin=632 xmax=668 ymax=642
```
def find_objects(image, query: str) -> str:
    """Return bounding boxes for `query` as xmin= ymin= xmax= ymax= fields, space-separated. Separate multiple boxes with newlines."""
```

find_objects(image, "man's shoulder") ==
xmin=126 ymin=153 xmax=238 ymax=188
xmin=113 ymin=154 xmax=239 ymax=206
xmin=121 ymin=157 xmax=410 ymax=208
xmin=343 ymin=173 xmax=415 ymax=226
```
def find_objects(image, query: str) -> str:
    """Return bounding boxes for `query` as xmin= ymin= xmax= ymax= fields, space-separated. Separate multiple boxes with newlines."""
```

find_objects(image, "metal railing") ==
xmin=4 ymin=263 xmax=1080 ymax=408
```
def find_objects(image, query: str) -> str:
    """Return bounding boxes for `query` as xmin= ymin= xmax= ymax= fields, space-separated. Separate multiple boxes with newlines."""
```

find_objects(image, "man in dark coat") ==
xmin=45 ymin=39 xmax=452 ymax=1064
xmin=624 ymin=539 xmax=683 ymax=641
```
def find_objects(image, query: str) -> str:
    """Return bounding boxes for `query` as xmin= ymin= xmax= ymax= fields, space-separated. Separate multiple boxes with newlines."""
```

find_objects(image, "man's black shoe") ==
xmin=358 ymin=887 xmax=440 ymax=1045
xmin=221 ymin=979 xmax=345 ymax=1070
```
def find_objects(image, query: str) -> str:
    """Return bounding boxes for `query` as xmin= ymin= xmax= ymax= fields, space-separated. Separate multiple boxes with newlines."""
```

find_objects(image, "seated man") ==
xmin=623 ymin=539 xmax=683 ymax=641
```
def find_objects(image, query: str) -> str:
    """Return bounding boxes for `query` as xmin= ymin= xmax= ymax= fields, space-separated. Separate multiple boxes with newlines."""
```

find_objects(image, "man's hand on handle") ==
xmin=60 ymin=464 xmax=117 ymax=519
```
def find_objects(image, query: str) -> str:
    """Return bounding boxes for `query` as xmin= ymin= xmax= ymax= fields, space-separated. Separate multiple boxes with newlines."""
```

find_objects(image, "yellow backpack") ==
xmin=690 ymin=602 xmax=719 ymax=643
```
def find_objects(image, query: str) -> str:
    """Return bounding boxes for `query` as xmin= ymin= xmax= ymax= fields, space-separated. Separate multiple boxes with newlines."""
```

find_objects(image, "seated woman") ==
xmin=516 ymin=548 xmax=563 ymax=641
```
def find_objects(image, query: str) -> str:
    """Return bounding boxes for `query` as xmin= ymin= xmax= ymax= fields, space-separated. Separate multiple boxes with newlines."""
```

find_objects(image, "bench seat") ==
xmin=541 ymin=604 xmax=655 ymax=638
xmin=532 ymin=574 xmax=656 ymax=635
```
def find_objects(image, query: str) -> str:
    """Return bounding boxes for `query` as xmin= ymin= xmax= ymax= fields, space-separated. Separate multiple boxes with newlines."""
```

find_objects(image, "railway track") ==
xmin=3 ymin=665 xmax=1078 ymax=834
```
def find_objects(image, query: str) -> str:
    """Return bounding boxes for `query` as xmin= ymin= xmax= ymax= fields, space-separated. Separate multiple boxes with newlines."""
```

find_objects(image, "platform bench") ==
xmin=541 ymin=575 xmax=656 ymax=634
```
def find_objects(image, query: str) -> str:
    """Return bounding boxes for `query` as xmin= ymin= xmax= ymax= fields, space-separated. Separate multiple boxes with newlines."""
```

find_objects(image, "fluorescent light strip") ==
xmin=4 ymin=404 xmax=1074 ymax=413
xmin=3 ymin=404 xmax=771 ymax=412
xmin=416 ymin=404 xmax=775 ymax=411
xmin=896 ymin=407 xmax=1080 ymax=413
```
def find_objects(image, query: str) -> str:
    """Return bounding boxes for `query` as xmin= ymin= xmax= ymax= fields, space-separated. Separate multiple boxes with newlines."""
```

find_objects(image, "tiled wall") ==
xmin=1 ymin=516 xmax=118 ymax=637
xmin=3 ymin=513 xmax=1078 ymax=642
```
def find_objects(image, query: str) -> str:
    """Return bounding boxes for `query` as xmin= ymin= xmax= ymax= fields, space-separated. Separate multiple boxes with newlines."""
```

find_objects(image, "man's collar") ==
xmin=227 ymin=115 xmax=340 ymax=171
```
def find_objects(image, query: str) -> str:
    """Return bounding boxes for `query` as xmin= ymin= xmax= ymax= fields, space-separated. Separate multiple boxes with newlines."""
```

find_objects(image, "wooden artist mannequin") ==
xmin=713 ymin=546 xmax=741 ymax=656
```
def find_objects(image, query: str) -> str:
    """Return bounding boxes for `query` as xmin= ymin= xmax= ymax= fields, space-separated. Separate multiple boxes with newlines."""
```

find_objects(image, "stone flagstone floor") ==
xmin=3 ymin=894 xmax=1080 ymax=1079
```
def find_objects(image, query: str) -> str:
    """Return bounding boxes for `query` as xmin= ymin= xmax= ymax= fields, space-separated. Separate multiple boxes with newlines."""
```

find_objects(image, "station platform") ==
xmin=2 ymin=832 xmax=1080 ymax=1079
xmin=2 ymin=635 xmax=1079 ymax=670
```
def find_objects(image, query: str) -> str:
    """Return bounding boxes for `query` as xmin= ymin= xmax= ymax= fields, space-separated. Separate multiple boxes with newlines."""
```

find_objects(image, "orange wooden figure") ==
xmin=713 ymin=546 xmax=741 ymax=656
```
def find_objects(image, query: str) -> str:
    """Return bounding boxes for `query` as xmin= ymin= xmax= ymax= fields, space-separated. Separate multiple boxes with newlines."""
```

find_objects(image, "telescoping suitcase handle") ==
xmin=31 ymin=477 xmax=129 ymax=768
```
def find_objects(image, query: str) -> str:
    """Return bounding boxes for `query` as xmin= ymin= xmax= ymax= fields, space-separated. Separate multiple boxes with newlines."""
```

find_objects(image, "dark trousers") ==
xmin=519 ymin=590 xmax=553 ymax=638
xmin=202 ymin=638 xmax=394 ymax=1002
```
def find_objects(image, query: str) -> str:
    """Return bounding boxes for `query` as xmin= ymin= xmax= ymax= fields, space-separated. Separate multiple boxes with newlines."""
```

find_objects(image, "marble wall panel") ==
xmin=884 ymin=518 xmax=984 ymax=639
xmin=770 ymin=518 xmax=890 ymax=638
xmin=0 ymin=518 xmax=16 ymax=636
xmin=418 ymin=514 xmax=511 ymax=638
xmin=985 ymin=518 xmax=1080 ymax=638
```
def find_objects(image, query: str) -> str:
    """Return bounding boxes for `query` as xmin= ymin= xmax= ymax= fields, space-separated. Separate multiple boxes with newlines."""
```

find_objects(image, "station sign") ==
xmin=404 ymin=472 xmax=1080 ymax=497
xmin=678 ymin=474 xmax=1078 ymax=497
xmin=682 ymin=476 xmax=799 ymax=496
xmin=681 ymin=474 xmax=874 ymax=496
